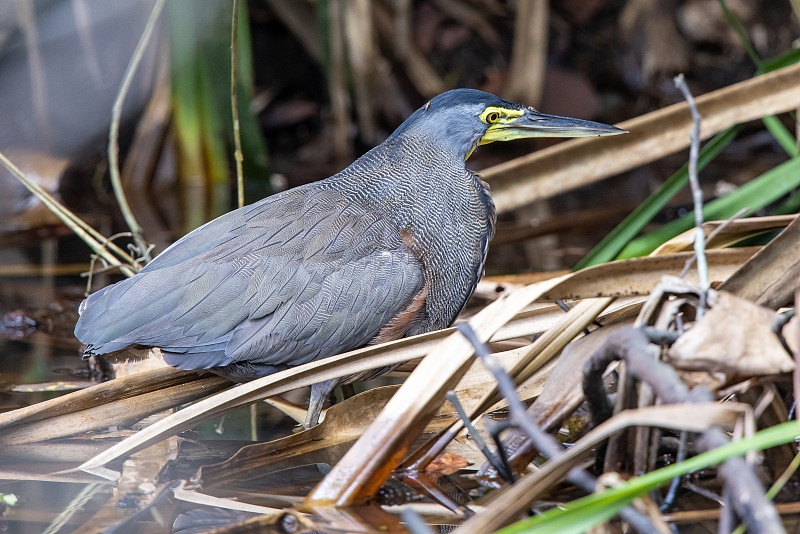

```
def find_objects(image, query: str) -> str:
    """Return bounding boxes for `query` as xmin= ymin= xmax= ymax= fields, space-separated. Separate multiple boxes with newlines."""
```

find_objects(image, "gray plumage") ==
xmin=75 ymin=88 xmax=623 ymax=426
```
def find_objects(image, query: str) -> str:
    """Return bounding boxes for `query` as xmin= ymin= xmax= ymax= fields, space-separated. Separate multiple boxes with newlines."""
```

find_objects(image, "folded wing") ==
xmin=74 ymin=184 xmax=424 ymax=375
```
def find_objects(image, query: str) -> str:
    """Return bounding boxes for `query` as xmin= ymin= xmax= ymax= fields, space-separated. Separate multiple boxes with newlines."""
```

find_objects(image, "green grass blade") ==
xmin=574 ymin=127 xmax=740 ymax=270
xmin=617 ymin=154 xmax=800 ymax=259
xmin=496 ymin=421 xmax=800 ymax=534
xmin=232 ymin=1 xmax=271 ymax=191
xmin=717 ymin=0 xmax=761 ymax=67
xmin=757 ymin=44 xmax=800 ymax=74
xmin=762 ymin=115 xmax=799 ymax=157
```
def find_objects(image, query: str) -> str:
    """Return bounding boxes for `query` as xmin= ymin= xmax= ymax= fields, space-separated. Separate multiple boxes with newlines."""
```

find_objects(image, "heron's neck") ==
xmin=338 ymin=133 xmax=485 ymax=226
xmin=325 ymin=133 xmax=496 ymax=328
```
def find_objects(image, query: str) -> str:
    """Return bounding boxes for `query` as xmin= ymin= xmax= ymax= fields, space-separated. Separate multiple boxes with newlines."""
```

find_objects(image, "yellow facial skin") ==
xmin=466 ymin=105 xmax=625 ymax=160
xmin=465 ymin=107 xmax=526 ymax=159
xmin=479 ymin=106 xmax=527 ymax=145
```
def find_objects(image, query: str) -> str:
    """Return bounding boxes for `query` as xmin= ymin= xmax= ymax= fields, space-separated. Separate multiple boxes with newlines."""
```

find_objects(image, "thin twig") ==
xmin=72 ymin=0 xmax=103 ymax=84
xmin=445 ymin=391 xmax=513 ymax=482
xmin=484 ymin=419 xmax=517 ymax=483
xmin=765 ymin=451 xmax=800 ymax=499
xmin=660 ymin=430 xmax=688 ymax=512
xmin=108 ymin=0 xmax=165 ymax=263
xmin=15 ymin=1 xmax=50 ymax=143
xmin=674 ymin=74 xmax=709 ymax=317
xmin=456 ymin=323 xmax=659 ymax=534
xmin=583 ymin=326 xmax=785 ymax=534
xmin=231 ymin=0 xmax=245 ymax=209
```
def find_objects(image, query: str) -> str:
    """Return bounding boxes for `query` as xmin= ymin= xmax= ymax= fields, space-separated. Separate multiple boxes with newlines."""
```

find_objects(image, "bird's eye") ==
xmin=486 ymin=112 xmax=500 ymax=124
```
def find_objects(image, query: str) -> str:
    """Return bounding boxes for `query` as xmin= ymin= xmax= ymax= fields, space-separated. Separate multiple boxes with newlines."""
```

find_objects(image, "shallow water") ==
xmin=0 ymin=229 xmax=310 ymax=533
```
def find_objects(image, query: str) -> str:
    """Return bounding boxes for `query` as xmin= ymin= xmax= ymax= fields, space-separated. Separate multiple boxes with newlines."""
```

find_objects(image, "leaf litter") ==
xmin=1 ymin=211 xmax=797 ymax=532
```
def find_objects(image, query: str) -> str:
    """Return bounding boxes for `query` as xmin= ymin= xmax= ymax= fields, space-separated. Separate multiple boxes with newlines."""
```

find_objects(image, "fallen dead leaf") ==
xmin=425 ymin=453 xmax=469 ymax=475
xmin=668 ymin=291 xmax=794 ymax=375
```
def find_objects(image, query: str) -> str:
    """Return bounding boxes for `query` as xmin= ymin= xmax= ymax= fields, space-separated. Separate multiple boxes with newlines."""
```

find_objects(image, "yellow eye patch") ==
xmin=479 ymin=106 xmax=524 ymax=125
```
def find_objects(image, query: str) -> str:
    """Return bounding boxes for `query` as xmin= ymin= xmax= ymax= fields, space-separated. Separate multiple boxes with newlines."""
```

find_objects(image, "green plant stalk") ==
xmin=575 ymin=127 xmax=739 ymax=269
xmin=762 ymin=114 xmax=799 ymax=157
xmin=168 ymin=0 xmax=213 ymax=231
xmin=233 ymin=7 xmax=271 ymax=193
xmin=0 ymin=151 xmax=135 ymax=276
xmin=230 ymin=0 xmax=244 ymax=209
xmin=759 ymin=47 xmax=800 ymax=73
xmin=618 ymin=154 xmax=800 ymax=258
xmin=717 ymin=0 xmax=761 ymax=67
xmin=108 ymin=0 xmax=165 ymax=260
xmin=496 ymin=421 xmax=800 ymax=534
xmin=196 ymin=52 xmax=232 ymax=219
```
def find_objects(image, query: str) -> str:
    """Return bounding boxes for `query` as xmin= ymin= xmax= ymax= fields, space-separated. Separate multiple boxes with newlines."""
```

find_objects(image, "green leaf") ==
xmin=618 ymin=155 xmax=800 ymax=259
xmin=757 ymin=46 xmax=800 ymax=74
xmin=496 ymin=421 xmax=800 ymax=534
xmin=762 ymin=115 xmax=799 ymax=158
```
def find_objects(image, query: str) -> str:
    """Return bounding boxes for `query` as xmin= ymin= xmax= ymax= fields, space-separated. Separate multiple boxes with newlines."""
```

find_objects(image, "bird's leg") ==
xmin=304 ymin=378 xmax=339 ymax=428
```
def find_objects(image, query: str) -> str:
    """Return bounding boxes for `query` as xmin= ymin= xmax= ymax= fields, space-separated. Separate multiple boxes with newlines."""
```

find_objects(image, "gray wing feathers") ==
xmin=74 ymin=183 xmax=424 ymax=372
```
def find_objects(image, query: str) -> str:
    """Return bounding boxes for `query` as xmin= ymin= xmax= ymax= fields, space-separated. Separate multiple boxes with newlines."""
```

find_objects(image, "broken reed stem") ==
xmin=674 ymin=74 xmax=709 ymax=316
xmin=108 ymin=0 xmax=166 ymax=263
xmin=0 ymin=151 xmax=136 ymax=277
xmin=231 ymin=0 xmax=245 ymax=209
xmin=445 ymin=391 xmax=512 ymax=482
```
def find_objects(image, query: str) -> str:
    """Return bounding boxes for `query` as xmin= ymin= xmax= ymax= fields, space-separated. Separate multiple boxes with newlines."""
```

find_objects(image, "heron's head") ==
xmin=391 ymin=88 xmax=626 ymax=160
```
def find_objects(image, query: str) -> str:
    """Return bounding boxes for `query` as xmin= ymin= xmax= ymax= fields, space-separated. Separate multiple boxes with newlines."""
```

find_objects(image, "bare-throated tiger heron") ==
xmin=75 ymin=89 xmax=625 ymax=427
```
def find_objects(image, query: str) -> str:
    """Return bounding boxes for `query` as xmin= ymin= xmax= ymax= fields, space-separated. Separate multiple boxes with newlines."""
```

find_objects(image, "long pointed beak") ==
xmin=480 ymin=109 xmax=627 ymax=145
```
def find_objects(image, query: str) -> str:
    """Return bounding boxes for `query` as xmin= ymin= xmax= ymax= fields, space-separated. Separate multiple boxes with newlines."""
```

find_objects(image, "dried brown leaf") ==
xmin=173 ymin=481 xmax=281 ymax=514
xmin=652 ymin=215 xmax=794 ymax=256
xmin=540 ymin=248 xmax=757 ymax=300
xmin=195 ymin=386 xmax=404 ymax=488
xmin=70 ymin=432 xmax=178 ymax=534
xmin=720 ymin=213 xmax=800 ymax=309
xmin=0 ymin=366 xmax=200 ymax=430
xmin=424 ymin=452 xmax=468 ymax=475
xmin=304 ymin=281 xmax=561 ymax=506
xmin=668 ymin=291 xmax=794 ymax=375
xmin=0 ymin=376 xmax=230 ymax=445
